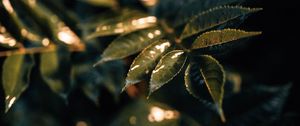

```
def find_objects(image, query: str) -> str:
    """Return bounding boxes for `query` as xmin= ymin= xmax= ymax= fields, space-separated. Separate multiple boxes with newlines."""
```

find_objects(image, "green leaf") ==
xmin=19 ymin=0 xmax=81 ymax=46
xmin=149 ymin=50 xmax=187 ymax=96
xmin=123 ymin=39 xmax=173 ymax=91
xmin=173 ymin=0 xmax=241 ymax=26
xmin=40 ymin=47 xmax=72 ymax=99
xmin=198 ymin=55 xmax=226 ymax=122
xmin=2 ymin=54 xmax=34 ymax=112
xmin=192 ymin=29 xmax=261 ymax=50
xmin=79 ymin=0 xmax=118 ymax=7
xmin=181 ymin=6 xmax=262 ymax=39
xmin=95 ymin=27 xmax=164 ymax=65
xmin=85 ymin=12 xmax=157 ymax=40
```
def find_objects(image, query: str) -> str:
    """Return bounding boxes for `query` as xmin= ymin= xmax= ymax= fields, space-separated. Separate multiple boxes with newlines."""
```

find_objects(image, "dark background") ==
xmin=1 ymin=0 xmax=299 ymax=125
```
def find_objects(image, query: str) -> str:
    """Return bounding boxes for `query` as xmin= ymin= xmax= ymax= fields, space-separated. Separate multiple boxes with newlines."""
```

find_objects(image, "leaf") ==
xmin=85 ymin=12 xmax=157 ymax=40
xmin=184 ymin=63 xmax=215 ymax=103
xmin=149 ymin=50 xmax=187 ymax=96
xmin=191 ymin=29 xmax=261 ymax=50
xmin=173 ymin=0 xmax=242 ymax=26
xmin=2 ymin=54 xmax=34 ymax=112
xmin=123 ymin=39 xmax=173 ymax=91
xmin=79 ymin=0 xmax=118 ymax=7
xmin=40 ymin=46 xmax=72 ymax=99
xmin=198 ymin=55 xmax=225 ymax=122
xmin=19 ymin=0 xmax=81 ymax=46
xmin=95 ymin=27 xmax=164 ymax=65
xmin=0 ymin=24 xmax=19 ymax=48
xmin=184 ymin=56 xmax=226 ymax=122
xmin=0 ymin=0 xmax=45 ymax=47
xmin=180 ymin=6 xmax=262 ymax=39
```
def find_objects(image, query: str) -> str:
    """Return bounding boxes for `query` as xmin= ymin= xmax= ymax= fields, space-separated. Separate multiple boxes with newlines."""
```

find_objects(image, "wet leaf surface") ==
xmin=149 ymin=50 xmax=187 ymax=96
xmin=124 ymin=39 xmax=173 ymax=91
xmin=96 ymin=27 xmax=164 ymax=64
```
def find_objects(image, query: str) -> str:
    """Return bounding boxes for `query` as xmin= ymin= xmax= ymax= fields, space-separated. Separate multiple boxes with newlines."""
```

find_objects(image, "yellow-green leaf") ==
xmin=40 ymin=47 xmax=71 ymax=99
xmin=80 ymin=0 xmax=118 ymax=7
xmin=199 ymin=55 xmax=226 ymax=122
xmin=192 ymin=29 xmax=261 ymax=50
xmin=95 ymin=27 xmax=164 ymax=65
xmin=149 ymin=50 xmax=187 ymax=96
xmin=181 ymin=6 xmax=262 ymax=39
xmin=123 ymin=39 xmax=173 ymax=91
xmin=19 ymin=0 xmax=81 ymax=46
xmin=86 ymin=12 xmax=157 ymax=39
xmin=2 ymin=54 xmax=34 ymax=112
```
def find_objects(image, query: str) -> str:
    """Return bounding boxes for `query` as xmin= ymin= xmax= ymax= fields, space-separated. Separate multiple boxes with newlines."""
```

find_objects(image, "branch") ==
xmin=0 ymin=43 xmax=85 ymax=57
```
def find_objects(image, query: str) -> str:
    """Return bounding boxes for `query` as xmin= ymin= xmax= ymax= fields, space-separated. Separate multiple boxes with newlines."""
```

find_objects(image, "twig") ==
xmin=0 ymin=43 xmax=85 ymax=57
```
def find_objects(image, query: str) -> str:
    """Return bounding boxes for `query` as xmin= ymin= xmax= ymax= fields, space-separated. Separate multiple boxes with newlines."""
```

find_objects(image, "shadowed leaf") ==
xmin=40 ymin=46 xmax=72 ymax=99
xmin=2 ymin=54 xmax=34 ymax=112
xmin=123 ymin=39 xmax=173 ymax=91
xmin=181 ymin=6 xmax=262 ymax=39
xmin=187 ymin=55 xmax=226 ymax=122
xmin=192 ymin=29 xmax=261 ymax=50
xmin=95 ymin=27 xmax=164 ymax=65
xmin=149 ymin=50 xmax=187 ymax=97
xmin=174 ymin=0 xmax=242 ymax=26
xmin=226 ymin=84 xmax=292 ymax=126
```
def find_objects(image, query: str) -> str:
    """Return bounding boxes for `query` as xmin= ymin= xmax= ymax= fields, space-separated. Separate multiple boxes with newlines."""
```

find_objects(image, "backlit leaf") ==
xmin=95 ymin=27 xmax=164 ymax=65
xmin=174 ymin=0 xmax=242 ymax=26
xmin=198 ymin=55 xmax=226 ymax=122
xmin=40 ymin=46 xmax=72 ymax=99
xmin=0 ymin=24 xmax=19 ymax=48
xmin=123 ymin=39 xmax=173 ymax=91
xmin=86 ymin=12 xmax=157 ymax=39
xmin=181 ymin=6 xmax=262 ymax=39
xmin=2 ymin=54 xmax=34 ymax=112
xmin=19 ymin=0 xmax=81 ymax=46
xmin=149 ymin=50 xmax=187 ymax=96
xmin=80 ymin=0 xmax=118 ymax=7
xmin=192 ymin=29 xmax=261 ymax=50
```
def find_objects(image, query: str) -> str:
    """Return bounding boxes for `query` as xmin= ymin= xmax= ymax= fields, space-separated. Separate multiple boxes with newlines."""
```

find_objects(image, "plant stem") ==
xmin=0 ymin=43 xmax=85 ymax=57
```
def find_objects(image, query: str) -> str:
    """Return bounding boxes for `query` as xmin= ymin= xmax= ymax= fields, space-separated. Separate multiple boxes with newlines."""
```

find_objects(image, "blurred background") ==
xmin=0 ymin=0 xmax=298 ymax=126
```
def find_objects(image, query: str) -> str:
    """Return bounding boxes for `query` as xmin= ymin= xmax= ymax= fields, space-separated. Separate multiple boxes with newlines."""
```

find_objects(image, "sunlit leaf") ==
xmin=191 ymin=29 xmax=261 ymax=50
xmin=95 ymin=27 xmax=164 ymax=65
xmin=40 ymin=46 xmax=72 ymax=99
xmin=0 ymin=0 xmax=45 ymax=47
xmin=2 ymin=54 xmax=34 ymax=112
xmin=85 ymin=11 xmax=157 ymax=39
xmin=19 ymin=0 xmax=81 ymax=46
xmin=123 ymin=39 xmax=173 ymax=91
xmin=174 ymin=0 xmax=242 ymax=26
xmin=196 ymin=55 xmax=225 ymax=122
xmin=181 ymin=6 xmax=262 ymax=39
xmin=79 ymin=0 xmax=118 ymax=7
xmin=0 ymin=24 xmax=19 ymax=48
xmin=149 ymin=50 xmax=187 ymax=96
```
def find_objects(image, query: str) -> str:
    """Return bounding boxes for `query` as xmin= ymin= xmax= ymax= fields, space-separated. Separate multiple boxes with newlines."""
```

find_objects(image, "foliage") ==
xmin=0 ymin=0 xmax=292 ymax=126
